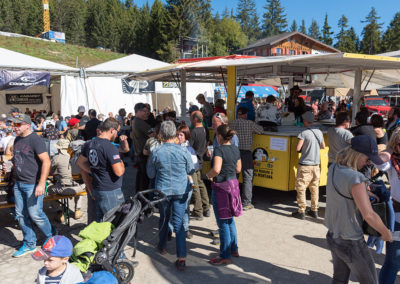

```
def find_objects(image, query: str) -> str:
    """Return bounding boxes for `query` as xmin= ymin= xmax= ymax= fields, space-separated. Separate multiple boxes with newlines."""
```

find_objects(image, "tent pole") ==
xmin=181 ymin=70 xmax=187 ymax=116
xmin=352 ymin=68 xmax=362 ymax=125
xmin=227 ymin=66 xmax=236 ymax=121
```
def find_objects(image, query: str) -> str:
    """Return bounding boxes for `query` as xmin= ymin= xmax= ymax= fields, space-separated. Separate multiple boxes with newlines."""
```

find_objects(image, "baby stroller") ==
xmin=88 ymin=189 xmax=166 ymax=284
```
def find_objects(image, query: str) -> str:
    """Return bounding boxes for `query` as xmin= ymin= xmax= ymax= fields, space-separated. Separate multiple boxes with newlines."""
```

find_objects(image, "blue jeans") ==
xmin=158 ymin=193 xmax=189 ymax=258
xmin=211 ymin=189 xmax=238 ymax=259
xmin=380 ymin=222 xmax=400 ymax=284
xmin=169 ymin=190 xmax=192 ymax=233
xmin=14 ymin=182 xmax=52 ymax=248
xmin=93 ymin=188 xmax=125 ymax=222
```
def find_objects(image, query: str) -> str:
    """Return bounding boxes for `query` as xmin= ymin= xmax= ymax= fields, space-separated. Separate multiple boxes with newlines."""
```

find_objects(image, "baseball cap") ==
xmin=302 ymin=111 xmax=315 ymax=123
xmin=351 ymin=135 xmax=384 ymax=165
xmin=68 ymin=117 xmax=80 ymax=126
xmin=32 ymin=235 xmax=73 ymax=261
xmin=8 ymin=114 xmax=32 ymax=124
xmin=77 ymin=105 xmax=85 ymax=113
xmin=9 ymin=107 xmax=19 ymax=114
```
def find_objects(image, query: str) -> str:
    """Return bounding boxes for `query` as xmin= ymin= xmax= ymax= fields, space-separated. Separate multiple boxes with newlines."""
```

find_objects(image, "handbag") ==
xmin=331 ymin=165 xmax=388 ymax=237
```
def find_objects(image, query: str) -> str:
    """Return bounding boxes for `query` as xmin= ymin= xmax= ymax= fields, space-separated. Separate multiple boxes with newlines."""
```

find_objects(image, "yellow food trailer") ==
xmin=202 ymin=126 xmax=330 ymax=191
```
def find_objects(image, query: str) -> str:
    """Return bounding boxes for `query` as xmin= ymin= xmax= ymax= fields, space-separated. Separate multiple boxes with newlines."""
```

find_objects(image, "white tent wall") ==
xmin=61 ymin=76 xmax=152 ymax=117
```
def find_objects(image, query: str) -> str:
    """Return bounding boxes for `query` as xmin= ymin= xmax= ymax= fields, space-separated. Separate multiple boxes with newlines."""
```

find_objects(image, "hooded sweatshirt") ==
xmin=36 ymin=262 xmax=83 ymax=284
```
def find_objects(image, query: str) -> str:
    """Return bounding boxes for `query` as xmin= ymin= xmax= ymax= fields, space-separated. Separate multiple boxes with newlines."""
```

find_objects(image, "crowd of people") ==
xmin=2 ymin=90 xmax=400 ymax=282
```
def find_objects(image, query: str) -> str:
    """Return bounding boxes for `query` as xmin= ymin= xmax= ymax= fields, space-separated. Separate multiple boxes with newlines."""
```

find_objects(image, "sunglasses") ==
xmin=32 ymin=237 xmax=56 ymax=261
xmin=12 ymin=122 xmax=22 ymax=127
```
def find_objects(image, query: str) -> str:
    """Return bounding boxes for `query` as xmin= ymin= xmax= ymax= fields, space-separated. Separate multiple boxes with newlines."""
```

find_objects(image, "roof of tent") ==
xmin=0 ymin=47 xmax=78 ymax=75
xmin=86 ymin=53 xmax=170 ymax=76
xmin=131 ymin=53 xmax=400 ymax=89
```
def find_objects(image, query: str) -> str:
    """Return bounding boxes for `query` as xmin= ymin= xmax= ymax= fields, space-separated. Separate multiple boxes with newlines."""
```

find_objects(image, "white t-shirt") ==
xmin=0 ymin=135 xmax=13 ymax=150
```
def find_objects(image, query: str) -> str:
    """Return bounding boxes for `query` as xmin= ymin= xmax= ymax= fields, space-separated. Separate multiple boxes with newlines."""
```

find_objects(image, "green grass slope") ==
xmin=0 ymin=35 xmax=125 ymax=67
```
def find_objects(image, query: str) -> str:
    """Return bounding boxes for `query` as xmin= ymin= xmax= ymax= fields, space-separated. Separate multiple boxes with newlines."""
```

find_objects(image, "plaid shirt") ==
xmin=229 ymin=118 xmax=264 ymax=151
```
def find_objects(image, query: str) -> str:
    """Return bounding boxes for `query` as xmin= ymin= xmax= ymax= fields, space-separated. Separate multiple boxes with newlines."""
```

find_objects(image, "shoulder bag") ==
xmin=331 ymin=165 xmax=387 ymax=237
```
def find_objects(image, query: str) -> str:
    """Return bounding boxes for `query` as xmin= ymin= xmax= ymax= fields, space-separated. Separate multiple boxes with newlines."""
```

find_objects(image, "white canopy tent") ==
xmin=0 ymin=47 xmax=78 ymax=115
xmin=61 ymin=53 xmax=215 ymax=117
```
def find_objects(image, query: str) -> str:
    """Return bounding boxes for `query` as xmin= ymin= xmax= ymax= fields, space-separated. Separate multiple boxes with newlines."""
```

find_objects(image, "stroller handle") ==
xmin=137 ymin=189 xmax=167 ymax=206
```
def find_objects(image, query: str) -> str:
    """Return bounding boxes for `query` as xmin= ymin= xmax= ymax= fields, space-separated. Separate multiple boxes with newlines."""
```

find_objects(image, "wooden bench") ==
xmin=0 ymin=191 xmax=87 ymax=226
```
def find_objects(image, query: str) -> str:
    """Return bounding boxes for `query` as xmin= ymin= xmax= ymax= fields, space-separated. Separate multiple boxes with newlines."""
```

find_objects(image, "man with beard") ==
xmin=386 ymin=107 xmax=400 ymax=139
xmin=77 ymin=118 xmax=125 ymax=221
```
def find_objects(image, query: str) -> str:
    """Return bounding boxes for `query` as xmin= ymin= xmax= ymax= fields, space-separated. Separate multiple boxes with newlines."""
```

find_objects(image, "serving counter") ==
xmin=203 ymin=124 xmax=331 ymax=191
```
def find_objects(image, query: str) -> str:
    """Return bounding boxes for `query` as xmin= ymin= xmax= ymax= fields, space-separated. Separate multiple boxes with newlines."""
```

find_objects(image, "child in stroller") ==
xmin=83 ymin=189 xmax=166 ymax=284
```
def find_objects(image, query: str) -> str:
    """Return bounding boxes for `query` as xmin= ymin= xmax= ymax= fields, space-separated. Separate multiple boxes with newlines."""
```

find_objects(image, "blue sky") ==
xmin=133 ymin=0 xmax=398 ymax=38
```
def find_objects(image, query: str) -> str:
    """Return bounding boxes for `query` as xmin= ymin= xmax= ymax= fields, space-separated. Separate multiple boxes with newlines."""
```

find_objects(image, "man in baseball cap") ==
xmin=33 ymin=235 xmax=83 ymax=283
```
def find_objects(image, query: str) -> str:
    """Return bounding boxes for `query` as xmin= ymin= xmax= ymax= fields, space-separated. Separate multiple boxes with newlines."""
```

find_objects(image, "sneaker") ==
xmin=306 ymin=209 xmax=318 ymax=219
xmin=243 ymin=204 xmax=254 ymax=211
xmin=209 ymin=230 xmax=219 ymax=238
xmin=13 ymin=243 xmax=36 ymax=258
xmin=203 ymin=210 xmax=211 ymax=217
xmin=186 ymin=231 xmax=193 ymax=239
xmin=291 ymin=211 xmax=305 ymax=220
xmin=175 ymin=259 xmax=186 ymax=271
xmin=190 ymin=214 xmax=203 ymax=221
xmin=74 ymin=209 xmax=83 ymax=220
xmin=211 ymin=238 xmax=220 ymax=245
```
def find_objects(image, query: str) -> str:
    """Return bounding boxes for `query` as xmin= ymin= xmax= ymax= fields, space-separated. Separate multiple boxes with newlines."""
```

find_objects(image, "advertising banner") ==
xmin=121 ymin=78 xmax=155 ymax=94
xmin=0 ymin=70 xmax=50 ymax=91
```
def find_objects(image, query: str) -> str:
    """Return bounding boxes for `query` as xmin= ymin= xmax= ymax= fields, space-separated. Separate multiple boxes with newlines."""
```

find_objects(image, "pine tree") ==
xmin=290 ymin=20 xmax=297 ymax=32
xmin=236 ymin=0 xmax=261 ymax=42
xmin=0 ymin=0 xmax=18 ymax=32
xmin=360 ymin=7 xmax=382 ymax=54
xmin=149 ymin=0 xmax=175 ymax=61
xmin=119 ymin=3 xmax=139 ymax=53
xmin=85 ymin=0 xmax=110 ymax=48
xmin=334 ymin=15 xmax=349 ymax=51
xmin=381 ymin=12 xmax=400 ymax=52
xmin=299 ymin=19 xmax=306 ymax=34
xmin=308 ymin=19 xmax=321 ymax=40
xmin=23 ymin=0 xmax=43 ymax=36
xmin=334 ymin=15 xmax=359 ymax=52
xmin=262 ymin=0 xmax=287 ymax=37
xmin=63 ymin=0 xmax=87 ymax=45
xmin=134 ymin=3 xmax=152 ymax=56
xmin=321 ymin=14 xmax=334 ymax=45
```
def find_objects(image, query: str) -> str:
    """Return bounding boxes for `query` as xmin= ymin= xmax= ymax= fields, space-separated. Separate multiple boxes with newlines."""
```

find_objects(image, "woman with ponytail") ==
xmin=206 ymin=124 xmax=242 ymax=265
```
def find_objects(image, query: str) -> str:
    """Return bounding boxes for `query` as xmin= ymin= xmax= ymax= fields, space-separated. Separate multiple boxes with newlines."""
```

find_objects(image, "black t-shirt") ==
xmin=190 ymin=127 xmax=209 ymax=169
xmin=84 ymin=118 xmax=101 ymax=141
xmin=13 ymin=133 xmax=47 ymax=184
xmin=82 ymin=137 xmax=122 ymax=191
xmin=213 ymin=145 xmax=240 ymax=183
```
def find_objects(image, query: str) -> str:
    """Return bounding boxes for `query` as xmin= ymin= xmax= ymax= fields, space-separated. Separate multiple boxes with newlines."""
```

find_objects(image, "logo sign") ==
xmin=121 ymin=78 xmax=155 ymax=94
xmin=6 ymin=93 xmax=43 ymax=105
xmin=0 ymin=70 xmax=50 ymax=91
xmin=162 ymin=82 xmax=179 ymax=88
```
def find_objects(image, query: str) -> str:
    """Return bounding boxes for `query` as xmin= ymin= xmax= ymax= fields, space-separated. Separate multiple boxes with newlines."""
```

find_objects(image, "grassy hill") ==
xmin=0 ymin=35 xmax=125 ymax=68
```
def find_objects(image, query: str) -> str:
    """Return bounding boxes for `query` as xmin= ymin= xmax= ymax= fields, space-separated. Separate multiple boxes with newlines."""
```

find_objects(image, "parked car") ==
xmin=361 ymin=96 xmax=391 ymax=116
